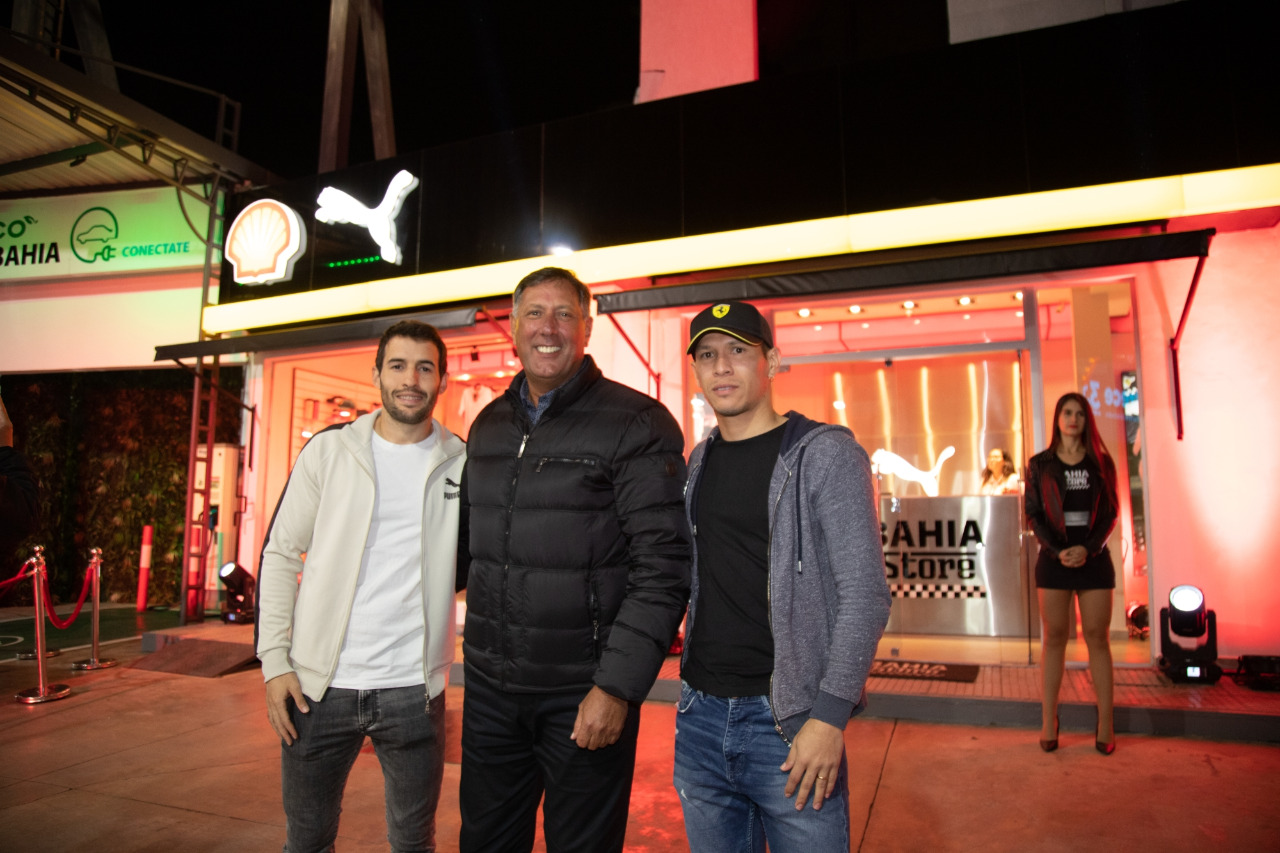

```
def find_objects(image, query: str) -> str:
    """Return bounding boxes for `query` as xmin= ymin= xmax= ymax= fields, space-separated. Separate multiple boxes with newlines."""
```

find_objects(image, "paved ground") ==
xmin=2 ymin=628 xmax=1279 ymax=852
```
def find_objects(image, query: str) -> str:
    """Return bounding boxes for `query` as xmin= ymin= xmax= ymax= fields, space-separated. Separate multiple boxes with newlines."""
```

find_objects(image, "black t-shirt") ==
xmin=683 ymin=423 xmax=786 ymax=697
xmin=1061 ymin=460 xmax=1093 ymax=547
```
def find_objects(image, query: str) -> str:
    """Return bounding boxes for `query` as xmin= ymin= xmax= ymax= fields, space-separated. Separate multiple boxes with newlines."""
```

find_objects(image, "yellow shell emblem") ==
xmin=712 ymin=304 xmax=731 ymax=318
xmin=226 ymin=199 xmax=307 ymax=285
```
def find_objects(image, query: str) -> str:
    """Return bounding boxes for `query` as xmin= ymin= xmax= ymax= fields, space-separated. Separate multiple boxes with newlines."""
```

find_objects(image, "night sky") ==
xmin=59 ymin=2 xmax=642 ymax=180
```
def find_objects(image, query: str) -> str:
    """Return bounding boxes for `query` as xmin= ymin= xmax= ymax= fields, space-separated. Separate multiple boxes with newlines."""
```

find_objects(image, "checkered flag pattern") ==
xmin=889 ymin=583 xmax=987 ymax=599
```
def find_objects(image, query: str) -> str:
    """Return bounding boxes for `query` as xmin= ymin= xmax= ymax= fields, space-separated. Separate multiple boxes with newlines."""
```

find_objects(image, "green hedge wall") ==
xmin=2 ymin=368 xmax=243 ymax=606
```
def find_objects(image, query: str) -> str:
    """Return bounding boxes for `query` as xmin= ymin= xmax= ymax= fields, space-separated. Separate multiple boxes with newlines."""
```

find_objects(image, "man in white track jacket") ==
xmin=257 ymin=320 xmax=466 ymax=853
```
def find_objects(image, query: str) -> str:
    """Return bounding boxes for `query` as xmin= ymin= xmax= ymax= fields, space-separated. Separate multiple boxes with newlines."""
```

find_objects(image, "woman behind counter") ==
xmin=1025 ymin=393 xmax=1119 ymax=755
xmin=979 ymin=448 xmax=1020 ymax=495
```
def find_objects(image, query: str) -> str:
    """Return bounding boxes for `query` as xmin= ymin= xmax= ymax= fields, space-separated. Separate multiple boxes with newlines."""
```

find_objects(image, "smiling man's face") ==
xmin=372 ymin=335 xmax=446 ymax=426
xmin=512 ymin=278 xmax=593 ymax=403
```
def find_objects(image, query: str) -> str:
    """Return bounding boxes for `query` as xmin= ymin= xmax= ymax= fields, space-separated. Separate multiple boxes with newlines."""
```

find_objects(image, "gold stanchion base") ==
xmin=15 ymin=684 xmax=72 ymax=704
xmin=71 ymin=658 xmax=118 ymax=670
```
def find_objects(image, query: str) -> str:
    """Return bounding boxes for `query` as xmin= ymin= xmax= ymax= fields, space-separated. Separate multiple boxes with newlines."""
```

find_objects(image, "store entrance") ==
xmin=717 ymin=279 xmax=1150 ymax=669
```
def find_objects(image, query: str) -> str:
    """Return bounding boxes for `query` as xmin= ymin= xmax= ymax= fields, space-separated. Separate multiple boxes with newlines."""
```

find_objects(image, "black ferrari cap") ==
xmin=686 ymin=301 xmax=774 ymax=354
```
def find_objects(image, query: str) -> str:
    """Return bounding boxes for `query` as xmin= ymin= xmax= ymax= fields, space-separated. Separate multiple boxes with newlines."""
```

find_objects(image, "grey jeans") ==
xmin=281 ymin=685 xmax=445 ymax=853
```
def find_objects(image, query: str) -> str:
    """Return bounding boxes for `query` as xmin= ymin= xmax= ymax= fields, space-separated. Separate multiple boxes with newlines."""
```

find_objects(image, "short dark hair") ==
xmin=375 ymin=320 xmax=447 ymax=372
xmin=512 ymin=267 xmax=592 ymax=316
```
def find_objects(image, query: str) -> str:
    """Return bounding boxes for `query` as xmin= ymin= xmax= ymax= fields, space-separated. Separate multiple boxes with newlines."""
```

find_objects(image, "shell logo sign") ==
xmin=225 ymin=199 xmax=307 ymax=285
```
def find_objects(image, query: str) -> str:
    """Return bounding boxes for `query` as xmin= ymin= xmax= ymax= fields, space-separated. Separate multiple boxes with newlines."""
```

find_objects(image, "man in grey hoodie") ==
xmin=675 ymin=301 xmax=891 ymax=853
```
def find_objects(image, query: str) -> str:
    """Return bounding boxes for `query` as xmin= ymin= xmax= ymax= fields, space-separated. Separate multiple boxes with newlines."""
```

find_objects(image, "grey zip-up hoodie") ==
xmin=683 ymin=411 xmax=891 ymax=741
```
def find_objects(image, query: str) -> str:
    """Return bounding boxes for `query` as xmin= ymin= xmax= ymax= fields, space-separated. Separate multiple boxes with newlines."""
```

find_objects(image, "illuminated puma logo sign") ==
xmin=871 ymin=446 xmax=956 ymax=497
xmin=315 ymin=169 xmax=419 ymax=265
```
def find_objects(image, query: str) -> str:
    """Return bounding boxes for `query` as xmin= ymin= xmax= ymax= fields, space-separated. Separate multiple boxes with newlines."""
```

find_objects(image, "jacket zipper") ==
xmin=766 ymin=463 xmax=793 ymax=744
xmin=681 ymin=456 xmax=703 ymax=670
xmin=419 ymin=443 xmax=464 ymax=684
xmin=500 ymin=431 xmax=530 ymax=689
xmin=535 ymin=455 xmax=594 ymax=472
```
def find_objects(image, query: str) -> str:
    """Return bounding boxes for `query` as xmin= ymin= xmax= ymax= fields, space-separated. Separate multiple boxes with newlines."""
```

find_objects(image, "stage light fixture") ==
xmin=219 ymin=562 xmax=256 ymax=624
xmin=1159 ymin=584 xmax=1222 ymax=684
xmin=1125 ymin=601 xmax=1150 ymax=639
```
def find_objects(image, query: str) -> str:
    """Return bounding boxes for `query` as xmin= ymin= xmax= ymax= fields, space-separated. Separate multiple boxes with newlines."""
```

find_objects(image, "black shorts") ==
xmin=1035 ymin=545 xmax=1115 ymax=590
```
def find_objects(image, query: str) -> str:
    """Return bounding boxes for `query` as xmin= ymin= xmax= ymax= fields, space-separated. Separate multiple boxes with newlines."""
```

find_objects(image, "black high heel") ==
xmin=1039 ymin=715 xmax=1059 ymax=753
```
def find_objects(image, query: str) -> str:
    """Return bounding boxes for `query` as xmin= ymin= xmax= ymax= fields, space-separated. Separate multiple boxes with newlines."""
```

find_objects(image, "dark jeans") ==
xmin=458 ymin=663 xmax=640 ymax=853
xmin=281 ymin=685 xmax=445 ymax=853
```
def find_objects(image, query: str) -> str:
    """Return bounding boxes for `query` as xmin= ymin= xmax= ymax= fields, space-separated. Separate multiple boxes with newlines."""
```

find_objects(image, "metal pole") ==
xmin=16 ymin=547 xmax=72 ymax=704
xmin=72 ymin=549 xmax=117 ymax=671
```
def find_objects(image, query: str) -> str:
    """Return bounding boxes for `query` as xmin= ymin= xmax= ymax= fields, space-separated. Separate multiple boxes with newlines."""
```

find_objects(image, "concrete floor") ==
xmin=2 ymin=612 xmax=1280 ymax=850
xmin=2 ymin=628 xmax=1279 ymax=852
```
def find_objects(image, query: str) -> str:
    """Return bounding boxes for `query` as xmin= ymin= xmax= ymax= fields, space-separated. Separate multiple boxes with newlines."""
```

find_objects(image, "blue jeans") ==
xmin=673 ymin=683 xmax=850 ymax=853
xmin=281 ymin=685 xmax=445 ymax=853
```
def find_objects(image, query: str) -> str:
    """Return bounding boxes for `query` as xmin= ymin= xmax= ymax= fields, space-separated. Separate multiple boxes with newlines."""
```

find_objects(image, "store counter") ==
xmin=880 ymin=494 xmax=1029 ymax=637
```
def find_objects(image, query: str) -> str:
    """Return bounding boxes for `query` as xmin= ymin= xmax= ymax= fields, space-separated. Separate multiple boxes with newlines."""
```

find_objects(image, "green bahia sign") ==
xmin=0 ymin=187 xmax=213 ymax=281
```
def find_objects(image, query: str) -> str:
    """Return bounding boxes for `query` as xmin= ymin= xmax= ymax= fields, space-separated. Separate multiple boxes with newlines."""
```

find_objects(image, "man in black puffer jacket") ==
xmin=458 ymin=267 xmax=691 ymax=853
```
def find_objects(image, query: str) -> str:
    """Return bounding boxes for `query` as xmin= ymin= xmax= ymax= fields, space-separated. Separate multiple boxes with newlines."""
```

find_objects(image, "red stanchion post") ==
xmin=136 ymin=524 xmax=153 ymax=613
xmin=16 ymin=547 xmax=72 ymax=705
xmin=72 ymin=548 xmax=117 ymax=671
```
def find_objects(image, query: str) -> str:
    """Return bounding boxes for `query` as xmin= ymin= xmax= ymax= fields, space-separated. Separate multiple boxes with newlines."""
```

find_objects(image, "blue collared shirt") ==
xmin=519 ymin=377 xmax=560 ymax=427
xmin=518 ymin=360 xmax=589 ymax=426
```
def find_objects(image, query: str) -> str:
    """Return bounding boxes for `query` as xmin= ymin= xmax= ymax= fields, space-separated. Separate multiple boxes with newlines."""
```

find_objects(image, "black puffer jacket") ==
xmin=460 ymin=356 xmax=691 ymax=701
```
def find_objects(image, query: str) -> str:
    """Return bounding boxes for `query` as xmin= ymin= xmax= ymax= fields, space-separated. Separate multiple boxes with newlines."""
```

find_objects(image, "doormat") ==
xmin=870 ymin=660 xmax=980 ymax=683
xmin=129 ymin=639 xmax=259 ymax=678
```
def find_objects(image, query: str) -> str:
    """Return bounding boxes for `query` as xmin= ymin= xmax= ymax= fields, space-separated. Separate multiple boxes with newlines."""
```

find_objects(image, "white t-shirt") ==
xmin=330 ymin=428 xmax=437 ymax=689
xmin=979 ymin=472 xmax=1020 ymax=495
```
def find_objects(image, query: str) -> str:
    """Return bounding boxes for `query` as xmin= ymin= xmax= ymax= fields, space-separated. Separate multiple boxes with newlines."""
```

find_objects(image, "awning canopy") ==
xmin=154 ymin=307 xmax=478 ymax=362
xmin=595 ymin=230 xmax=1214 ymax=314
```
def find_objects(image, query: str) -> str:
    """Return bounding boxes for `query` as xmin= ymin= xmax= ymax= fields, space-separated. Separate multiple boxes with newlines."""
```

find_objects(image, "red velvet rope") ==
xmin=0 ymin=570 xmax=31 ymax=592
xmin=0 ymin=561 xmax=34 ymax=598
xmin=40 ymin=560 xmax=95 ymax=630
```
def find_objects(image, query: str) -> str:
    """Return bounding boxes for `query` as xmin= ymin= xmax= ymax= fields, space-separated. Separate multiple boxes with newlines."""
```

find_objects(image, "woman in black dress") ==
xmin=1025 ymin=393 xmax=1119 ymax=755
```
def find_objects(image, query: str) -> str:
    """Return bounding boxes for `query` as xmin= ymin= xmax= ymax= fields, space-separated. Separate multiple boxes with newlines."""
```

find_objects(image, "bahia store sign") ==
xmin=0 ymin=187 xmax=210 ymax=282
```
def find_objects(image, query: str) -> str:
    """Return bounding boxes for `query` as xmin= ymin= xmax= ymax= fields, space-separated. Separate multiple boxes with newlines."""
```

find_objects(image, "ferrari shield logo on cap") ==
xmin=713 ymin=304 xmax=731 ymax=318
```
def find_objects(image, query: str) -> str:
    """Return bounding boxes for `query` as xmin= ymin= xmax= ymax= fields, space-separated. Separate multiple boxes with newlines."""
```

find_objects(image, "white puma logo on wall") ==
xmin=315 ymin=169 xmax=420 ymax=265
xmin=871 ymin=446 xmax=956 ymax=497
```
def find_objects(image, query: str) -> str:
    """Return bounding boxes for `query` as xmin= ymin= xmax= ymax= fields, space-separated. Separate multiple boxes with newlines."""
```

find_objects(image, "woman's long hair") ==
xmin=1048 ymin=392 xmax=1117 ymax=505
xmin=981 ymin=449 xmax=1017 ymax=486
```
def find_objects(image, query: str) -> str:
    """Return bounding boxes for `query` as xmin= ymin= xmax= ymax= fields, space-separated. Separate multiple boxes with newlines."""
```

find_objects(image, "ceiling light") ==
xmin=902 ymin=300 xmax=916 ymax=310
xmin=861 ymin=322 xmax=870 ymax=329
xmin=797 ymin=308 xmax=812 ymax=318
xmin=849 ymin=305 xmax=862 ymax=314
xmin=1015 ymin=310 xmax=1024 ymax=318
xmin=550 ymin=244 xmax=574 ymax=256
xmin=1014 ymin=291 xmax=1024 ymax=301
xmin=963 ymin=314 xmax=971 ymax=320
xmin=957 ymin=296 xmax=972 ymax=306
xmin=833 ymin=401 xmax=846 ymax=410
xmin=457 ymin=373 xmax=471 ymax=381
